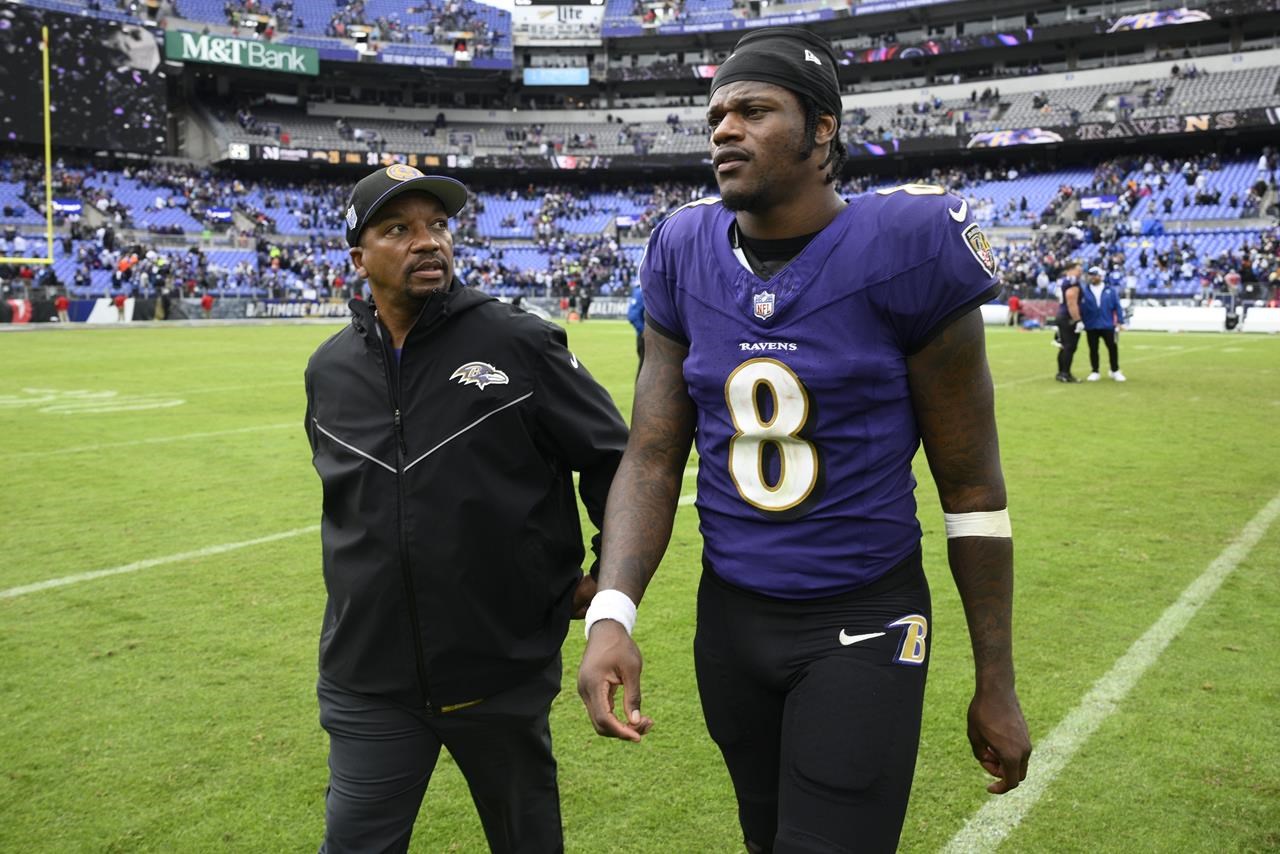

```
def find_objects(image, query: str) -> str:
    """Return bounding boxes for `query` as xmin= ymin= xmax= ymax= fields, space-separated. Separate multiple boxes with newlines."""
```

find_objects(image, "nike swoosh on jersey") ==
xmin=948 ymin=199 xmax=968 ymax=222
xmin=838 ymin=630 xmax=886 ymax=646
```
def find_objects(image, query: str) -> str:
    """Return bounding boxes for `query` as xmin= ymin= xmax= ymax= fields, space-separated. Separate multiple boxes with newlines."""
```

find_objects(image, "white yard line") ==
xmin=0 ymin=526 xmax=319 ymax=600
xmin=942 ymin=489 xmax=1280 ymax=854
xmin=10 ymin=423 xmax=298 ymax=458
xmin=175 ymin=380 xmax=302 ymax=396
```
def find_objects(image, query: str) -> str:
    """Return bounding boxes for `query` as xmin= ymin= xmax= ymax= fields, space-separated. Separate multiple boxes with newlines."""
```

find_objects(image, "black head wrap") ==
xmin=710 ymin=27 xmax=843 ymax=126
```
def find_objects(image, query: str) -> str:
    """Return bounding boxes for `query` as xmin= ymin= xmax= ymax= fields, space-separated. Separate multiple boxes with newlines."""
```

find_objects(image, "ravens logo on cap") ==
xmin=386 ymin=163 xmax=425 ymax=181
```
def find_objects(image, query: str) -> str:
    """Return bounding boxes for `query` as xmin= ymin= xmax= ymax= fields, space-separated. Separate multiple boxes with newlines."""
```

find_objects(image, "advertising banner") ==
xmin=512 ymin=4 xmax=604 ymax=46
xmin=3 ymin=300 xmax=32 ymax=323
xmin=164 ymin=31 xmax=319 ymax=76
xmin=605 ymin=6 xmax=833 ymax=37
xmin=967 ymin=106 xmax=1280 ymax=150
xmin=1080 ymin=195 xmax=1119 ymax=211
xmin=244 ymin=300 xmax=353 ymax=319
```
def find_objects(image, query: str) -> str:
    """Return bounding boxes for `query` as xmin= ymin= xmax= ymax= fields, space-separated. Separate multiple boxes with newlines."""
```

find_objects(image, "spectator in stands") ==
xmin=1080 ymin=265 xmax=1126 ymax=382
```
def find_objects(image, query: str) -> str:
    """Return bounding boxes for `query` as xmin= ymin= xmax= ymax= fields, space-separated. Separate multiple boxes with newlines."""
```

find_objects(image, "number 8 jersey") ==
xmin=640 ymin=188 xmax=999 ymax=599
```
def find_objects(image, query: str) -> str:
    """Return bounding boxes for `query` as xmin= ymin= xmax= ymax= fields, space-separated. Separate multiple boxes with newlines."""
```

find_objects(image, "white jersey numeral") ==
xmin=724 ymin=358 xmax=819 ymax=513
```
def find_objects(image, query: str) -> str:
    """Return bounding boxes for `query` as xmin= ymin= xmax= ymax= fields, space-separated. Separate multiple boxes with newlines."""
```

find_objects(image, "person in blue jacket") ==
xmin=626 ymin=282 xmax=645 ymax=372
xmin=1081 ymin=265 xmax=1127 ymax=382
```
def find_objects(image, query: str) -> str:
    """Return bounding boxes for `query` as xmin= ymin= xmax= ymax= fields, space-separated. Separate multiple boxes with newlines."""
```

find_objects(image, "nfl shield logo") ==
xmin=753 ymin=291 xmax=775 ymax=320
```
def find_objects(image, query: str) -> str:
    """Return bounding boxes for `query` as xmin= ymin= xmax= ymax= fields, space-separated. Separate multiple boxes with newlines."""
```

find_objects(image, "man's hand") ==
xmin=571 ymin=573 xmax=597 ymax=620
xmin=967 ymin=688 xmax=1032 ymax=794
xmin=577 ymin=620 xmax=653 ymax=743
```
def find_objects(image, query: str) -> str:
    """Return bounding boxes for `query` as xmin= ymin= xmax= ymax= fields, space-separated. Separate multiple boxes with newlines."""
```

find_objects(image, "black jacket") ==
xmin=304 ymin=284 xmax=627 ymax=711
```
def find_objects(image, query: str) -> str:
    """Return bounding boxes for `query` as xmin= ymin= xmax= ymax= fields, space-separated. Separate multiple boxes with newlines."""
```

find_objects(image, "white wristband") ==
xmin=943 ymin=509 xmax=1012 ymax=539
xmin=584 ymin=589 xmax=637 ymax=639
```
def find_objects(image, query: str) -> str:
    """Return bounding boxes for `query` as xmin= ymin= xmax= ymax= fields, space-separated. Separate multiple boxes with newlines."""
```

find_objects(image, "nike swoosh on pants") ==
xmin=838 ymin=630 xmax=886 ymax=646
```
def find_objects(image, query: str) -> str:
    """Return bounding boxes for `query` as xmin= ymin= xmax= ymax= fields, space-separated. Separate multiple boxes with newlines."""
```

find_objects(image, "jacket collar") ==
xmin=347 ymin=277 xmax=497 ymax=341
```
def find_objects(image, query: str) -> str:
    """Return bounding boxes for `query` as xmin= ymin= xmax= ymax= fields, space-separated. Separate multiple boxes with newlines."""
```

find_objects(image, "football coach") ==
xmin=304 ymin=164 xmax=628 ymax=852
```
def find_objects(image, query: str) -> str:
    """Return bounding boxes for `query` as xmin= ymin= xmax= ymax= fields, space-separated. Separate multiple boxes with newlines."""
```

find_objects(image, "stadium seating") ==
xmin=1112 ymin=160 xmax=1266 ymax=221
xmin=1134 ymin=65 xmax=1280 ymax=116
xmin=80 ymin=174 xmax=206 ymax=232
xmin=970 ymin=66 xmax=1280 ymax=134
xmin=474 ymin=196 xmax=540 ymax=239
xmin=0 ymin=182 xmax=45 ymax=226
xmin=207 ymin=108 xmax=710 ymax=158
xmin=9 ymin=208 xmax=1273 ymax=302
xmin=958 ymin=168 xmax=1095 ymax=228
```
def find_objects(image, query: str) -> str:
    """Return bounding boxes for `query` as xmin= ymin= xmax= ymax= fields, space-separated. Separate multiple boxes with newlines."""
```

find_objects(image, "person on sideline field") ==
xmin=1055 ymin=260 xmax=1085 ymax=383
xmin=577 ymin=28 xmax=1031 ymax=853
xmin=305 ymin=165 xmax=627 ymax=853
xmin=1081 ymin=265 xmax=1127 ymax=382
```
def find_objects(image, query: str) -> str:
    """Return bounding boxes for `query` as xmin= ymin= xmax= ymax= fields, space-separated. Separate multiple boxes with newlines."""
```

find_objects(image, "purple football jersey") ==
xmin=641 ymin=188 xmax=999 ymax=598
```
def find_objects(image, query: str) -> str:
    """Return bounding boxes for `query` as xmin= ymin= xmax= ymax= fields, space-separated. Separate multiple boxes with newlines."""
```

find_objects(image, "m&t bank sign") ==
xmin=165 ymin=32 xmax=319 ymax=76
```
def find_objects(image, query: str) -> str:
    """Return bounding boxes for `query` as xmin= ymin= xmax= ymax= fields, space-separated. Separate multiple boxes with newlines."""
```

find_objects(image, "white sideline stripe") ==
xmin=312 ymin=420 xmax=397 ymax=473
xmin=0 ymin=525 xmax=320 ymax=600
xmin=11 ymin=423 xmax=297 ymax=458
xmin=405 ymin=392 xmax=533 ymax=471
xmin=943 ymin=489 xmax=1280 ymax=854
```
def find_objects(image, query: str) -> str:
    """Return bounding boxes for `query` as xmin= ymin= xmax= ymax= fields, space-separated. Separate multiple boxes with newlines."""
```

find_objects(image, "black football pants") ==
xmin=1058 ymin=316 xmax=1080 ymax=374
xmin=1086 ymin=329 xmax=1120 ymax=373
xmin=316 ymin=658 xmax=562 ymax=854
xmin=694 ymin=553 xmax=931 ymax=854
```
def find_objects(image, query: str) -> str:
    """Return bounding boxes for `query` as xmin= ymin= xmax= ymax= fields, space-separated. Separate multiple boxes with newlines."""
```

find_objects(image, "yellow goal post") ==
xmin=1 ymin=25 xmax=55 ymax=267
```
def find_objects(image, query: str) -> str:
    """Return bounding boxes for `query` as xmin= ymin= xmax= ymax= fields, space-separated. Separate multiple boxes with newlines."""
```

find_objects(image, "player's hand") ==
xmin=571 ymin=573 xmax=597 ymax=620
xmin=967 ymin=687 xmax=1031 ymax=794
xmin=1074 ymin=321 xmax=1085 ymax=333
xmin=578 ymin=620 xmax=653 ymax=743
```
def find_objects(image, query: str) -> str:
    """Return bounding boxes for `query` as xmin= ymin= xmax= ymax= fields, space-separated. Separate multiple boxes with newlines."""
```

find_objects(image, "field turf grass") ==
xmin=1 ymin=320 xmax=1278 ymax=853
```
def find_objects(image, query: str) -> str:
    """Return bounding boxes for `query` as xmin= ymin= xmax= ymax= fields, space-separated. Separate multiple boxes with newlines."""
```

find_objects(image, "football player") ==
xmin=1056 ymin=260 xmax=1085 ymax=382
xmin=577 ymin=27 xmax=1031 ymax=853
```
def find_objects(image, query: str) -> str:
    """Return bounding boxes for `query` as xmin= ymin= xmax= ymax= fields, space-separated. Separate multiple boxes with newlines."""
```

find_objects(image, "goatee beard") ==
xmin=720 ymin=186 xmax=767 ymax=212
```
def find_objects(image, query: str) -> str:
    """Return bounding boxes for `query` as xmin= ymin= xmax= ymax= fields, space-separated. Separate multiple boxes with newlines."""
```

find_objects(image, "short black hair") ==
xmin=797 ymin=92 xmax=847 ymax=186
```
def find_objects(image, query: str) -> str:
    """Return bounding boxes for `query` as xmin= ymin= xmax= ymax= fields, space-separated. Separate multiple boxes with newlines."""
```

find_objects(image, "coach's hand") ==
xmin=578 ymin=621 xmax=653 ymax=743
xmin=968 ymin=687 xmax=1031 ymax=794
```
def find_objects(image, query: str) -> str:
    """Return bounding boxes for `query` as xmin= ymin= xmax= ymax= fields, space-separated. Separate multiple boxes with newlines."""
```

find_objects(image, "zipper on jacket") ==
xmin=393 ymin=408 xmax=407 ymax=456
xmin=377 ymin=333 xmax=435 ymax=715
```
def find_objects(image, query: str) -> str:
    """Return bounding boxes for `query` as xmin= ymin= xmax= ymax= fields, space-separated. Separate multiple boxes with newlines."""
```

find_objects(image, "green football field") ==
xmin=1 ymin=320 xmax=1278 ymax=853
